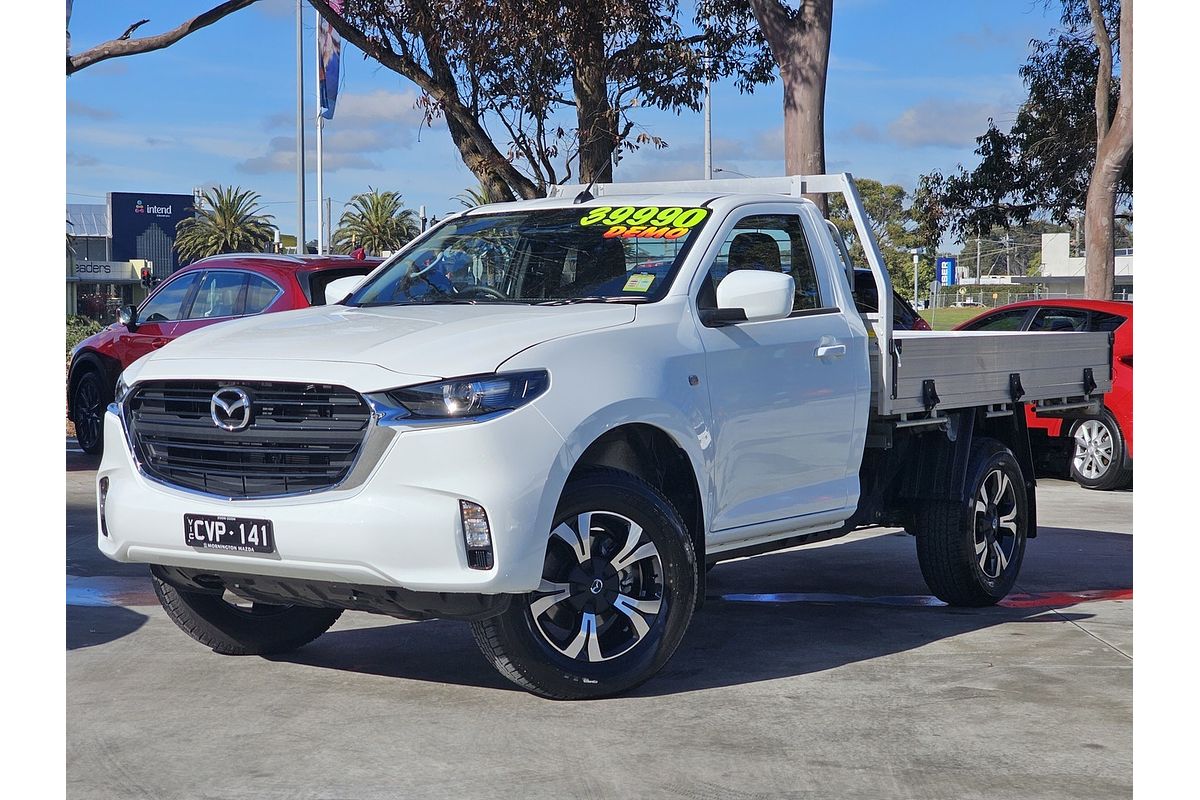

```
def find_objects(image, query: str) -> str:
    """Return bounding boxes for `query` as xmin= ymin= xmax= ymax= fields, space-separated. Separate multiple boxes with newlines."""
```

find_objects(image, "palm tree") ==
xmin=453 ymin=184 xmax=493 ymax=209
xmin=332 ymin=189 xmax=420 ymax=255
xmin=175 ymin=186 xmax=276 ymax=262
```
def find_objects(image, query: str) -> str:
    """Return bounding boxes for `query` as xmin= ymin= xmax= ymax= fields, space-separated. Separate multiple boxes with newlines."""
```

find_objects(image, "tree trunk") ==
xmin=749 ymin=0 xmax=833 ymax=216
xmin=1083 ymin=0 xmax=1132 ymax=300
xmin=571 ymin=11 xmax=616 ymax=185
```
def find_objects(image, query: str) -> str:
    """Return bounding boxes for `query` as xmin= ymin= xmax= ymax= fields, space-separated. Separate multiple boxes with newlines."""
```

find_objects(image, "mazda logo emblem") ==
xmin=210 ymin=387 xmax=253 ymax=431
xmin=590 ymin=578 xmax=604 ymax=595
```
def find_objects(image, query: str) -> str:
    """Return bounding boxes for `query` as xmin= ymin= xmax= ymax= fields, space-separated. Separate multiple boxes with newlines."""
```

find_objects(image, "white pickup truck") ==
xmin=97 ymin=174 xmax=1111 ymax=699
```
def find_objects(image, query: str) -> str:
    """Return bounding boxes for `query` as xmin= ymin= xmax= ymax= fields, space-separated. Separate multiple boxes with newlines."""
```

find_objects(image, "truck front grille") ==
xmin=125 ymin=380 xmax=372 ymax=498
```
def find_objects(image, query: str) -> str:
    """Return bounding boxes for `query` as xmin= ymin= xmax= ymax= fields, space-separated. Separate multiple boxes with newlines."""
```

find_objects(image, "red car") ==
xmin=68 ymin=253 xmax=380 ymax=455
xmin=956 ymin=299 xmax=1133 ymax=490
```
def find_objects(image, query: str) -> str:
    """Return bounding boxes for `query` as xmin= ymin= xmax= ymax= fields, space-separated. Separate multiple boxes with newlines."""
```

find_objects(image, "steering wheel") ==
xmin=455 ymin=285 xmax=509 ymax=301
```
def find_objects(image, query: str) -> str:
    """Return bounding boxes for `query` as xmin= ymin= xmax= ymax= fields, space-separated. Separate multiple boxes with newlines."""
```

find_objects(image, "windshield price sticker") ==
xmin=623 ymin=273 xmax=656 ymax=292
xmin=580 ymin=206 xmax=709 ymax=240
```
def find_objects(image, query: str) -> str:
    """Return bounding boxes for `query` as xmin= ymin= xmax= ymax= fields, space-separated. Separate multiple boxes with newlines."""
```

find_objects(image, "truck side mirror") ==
xmin=705 ymin=270 xmax=795 ymax=325
xmin=119 ymin=304 xmax=139 ymax=330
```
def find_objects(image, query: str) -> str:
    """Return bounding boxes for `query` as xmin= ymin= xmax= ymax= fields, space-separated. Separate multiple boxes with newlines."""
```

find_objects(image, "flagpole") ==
xmin=294 ymin=0 xmax=306 ymax=254
xmin=315 ymin=12 xmax=324 ymax=255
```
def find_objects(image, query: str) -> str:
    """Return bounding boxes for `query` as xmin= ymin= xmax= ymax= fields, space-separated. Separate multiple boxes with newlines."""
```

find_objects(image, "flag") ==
xmin=318 ymin=2 xmax=343 ymax=120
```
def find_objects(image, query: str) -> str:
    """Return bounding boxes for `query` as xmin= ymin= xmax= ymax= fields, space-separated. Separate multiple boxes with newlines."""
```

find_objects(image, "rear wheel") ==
xmin=72 ymin=369 xmax=110 ymax=456
xmin=471 ymin=469 xmax=696 ymax=699
xmin=1069 ymin=409 xmax=1131 ymax=491
xmin=916 ymin=438 xmax=1029 ymax=607
xmin=152 ymin=572 xmax=342 ymax=655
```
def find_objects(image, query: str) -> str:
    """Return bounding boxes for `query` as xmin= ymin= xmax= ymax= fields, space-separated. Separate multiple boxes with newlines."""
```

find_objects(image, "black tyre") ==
xmin=152 ymin=572 xmax=342 ymax=655
xmin=915 ymin=438 xmax=1029 ymax=607
xmin=471 ymin=469 xmax=697 ymax=699
xmin=1068 ymin=409 xmax=1131 ymax=491
xmin=72 ymin=369 xmax=111 ymax=456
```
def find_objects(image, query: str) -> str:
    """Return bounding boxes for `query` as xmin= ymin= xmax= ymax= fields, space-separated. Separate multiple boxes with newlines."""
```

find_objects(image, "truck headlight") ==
xmin=384 ymin=370 xmax=549 ymax=419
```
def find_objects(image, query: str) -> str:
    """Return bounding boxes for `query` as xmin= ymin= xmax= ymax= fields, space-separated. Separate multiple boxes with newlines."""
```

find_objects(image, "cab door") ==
xmin=112 ymin=271 xmax=201 ymax=366
xmin=694 ymin=207 xmax=866 ymax=531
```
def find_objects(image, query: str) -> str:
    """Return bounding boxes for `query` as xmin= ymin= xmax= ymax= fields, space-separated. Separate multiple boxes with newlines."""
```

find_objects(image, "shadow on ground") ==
xmin=272 ymin=527 xmax=1129 ymax=696
xmin=67 ymin=605 xmax=149 ymax=651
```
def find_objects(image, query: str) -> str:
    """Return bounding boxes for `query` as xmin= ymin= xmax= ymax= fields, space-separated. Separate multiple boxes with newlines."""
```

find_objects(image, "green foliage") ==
xmin=331 ymin=189 xmax=420 ymax=255
xmin=453 ymin=185 xmax=494 ymax=209
xmin=66 ymin=315 xmax=103 ymax=354
xmin=827 ymin=177 xmax=937 ymax=300
xmin=174 ymin=186 xmax=276 ymax=262
xmin=927 ymin=0 xmax=1129 ymax=240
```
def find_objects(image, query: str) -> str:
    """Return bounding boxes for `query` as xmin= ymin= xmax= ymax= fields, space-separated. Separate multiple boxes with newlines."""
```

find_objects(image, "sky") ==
xmin=66 ymin=0 xmax=1063 ymax=244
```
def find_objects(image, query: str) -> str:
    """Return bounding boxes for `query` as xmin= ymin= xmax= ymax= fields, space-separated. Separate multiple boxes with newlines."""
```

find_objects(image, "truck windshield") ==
xmin=349 ymin=206 xmax=711 ymax=306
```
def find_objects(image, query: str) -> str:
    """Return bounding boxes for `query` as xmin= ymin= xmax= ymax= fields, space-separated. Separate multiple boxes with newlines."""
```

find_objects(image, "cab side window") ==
xmin=187 ymin=271 xmax=247 ymax=320
xmin=139 ymin=273 xmax=201 ymax=322
xmin=243 ymin=274 xmax=282 ymax=315
xmin=1029 ymin=307 xmax=1089 ymax=332
xmin=961 ymin=308 xmax=1029 ymax=332
xmin=701 ymin=214 xmax=823 ymax=312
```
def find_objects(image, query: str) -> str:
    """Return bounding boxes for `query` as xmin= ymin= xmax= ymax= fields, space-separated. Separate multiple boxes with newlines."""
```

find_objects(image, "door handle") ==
xmin=815 ymin=343 xmax=847 ymax=359
xmin=151 ymin=338 xmax=170 ymax=349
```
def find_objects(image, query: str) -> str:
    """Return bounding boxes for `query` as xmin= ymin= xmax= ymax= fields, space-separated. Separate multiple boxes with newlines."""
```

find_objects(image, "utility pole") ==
xmin=314 ymin=8 xmax=323 ymax=255
xmin=294 ymin=0 xmax=306 ymax=254
xmin=975 ymin=226 xmax=981 ymax=286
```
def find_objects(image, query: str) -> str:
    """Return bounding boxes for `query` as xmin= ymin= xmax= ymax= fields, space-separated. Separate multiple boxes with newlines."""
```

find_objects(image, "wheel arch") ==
xmin=890 ymin=406 xmax=1039 ymax=539
xmin=548 ymin=413 xmax=709 ymax=605
xmin=67 ymin=349 xmax=122 ymax=420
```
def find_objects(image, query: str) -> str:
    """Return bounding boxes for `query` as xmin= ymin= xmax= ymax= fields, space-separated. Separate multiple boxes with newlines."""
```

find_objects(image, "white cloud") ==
xmin=886 ymin=99 xmax=1011 ymax=148
xmin=67 ymin=99 xmax=116 ymax=121
xmin=237 ymin=136 xmax=383 ymax=175
xmin=237 ymin=89 xmax=429 ymax=174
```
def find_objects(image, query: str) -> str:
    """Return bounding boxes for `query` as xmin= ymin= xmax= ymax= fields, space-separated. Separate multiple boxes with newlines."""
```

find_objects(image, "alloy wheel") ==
xmin=75 ymin=377 xmax=103 ymax=451
xmin=973 ymin=468 xmax=1020 ymax=580
xmin=1073 ymin=419 xmax=1115 ymax=480
xmin=528 ymin=510 xmax=664 ymax=663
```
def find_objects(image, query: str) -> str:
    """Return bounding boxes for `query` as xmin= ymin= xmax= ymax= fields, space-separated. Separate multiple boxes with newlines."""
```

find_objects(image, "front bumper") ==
xmin=97 ymin=398 xmax=566 ymax=595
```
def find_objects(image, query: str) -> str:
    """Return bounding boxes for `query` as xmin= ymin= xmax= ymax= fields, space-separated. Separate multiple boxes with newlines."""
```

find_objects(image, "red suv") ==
xmin=68 ymin=254 xmax=380 ymax=455
xmin=956 ymin=299 xmax=1133 ymax=490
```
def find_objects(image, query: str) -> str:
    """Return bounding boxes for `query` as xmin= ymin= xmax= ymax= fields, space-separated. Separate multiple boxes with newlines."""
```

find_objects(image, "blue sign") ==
xmin=109 ymin=192 xmax=196 ymax=277
xmin=936 ymin=257 xmax=958 ymax=286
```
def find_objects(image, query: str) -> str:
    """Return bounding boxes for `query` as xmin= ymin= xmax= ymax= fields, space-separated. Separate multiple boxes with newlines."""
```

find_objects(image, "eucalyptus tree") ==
xmin=309 ymin=0 xmax=772 ymax=199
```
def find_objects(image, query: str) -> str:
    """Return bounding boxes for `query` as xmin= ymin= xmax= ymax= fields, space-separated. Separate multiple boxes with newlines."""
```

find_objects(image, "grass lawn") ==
xmin=919 ymin=307 xmax=988 ymax=330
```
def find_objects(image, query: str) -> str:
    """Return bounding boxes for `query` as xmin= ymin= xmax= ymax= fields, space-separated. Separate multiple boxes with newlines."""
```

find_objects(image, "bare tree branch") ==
xmin=119 ymin=20 xmax=151 ymax=41
xmin=67 ymin=1 xmax=260 ymax=76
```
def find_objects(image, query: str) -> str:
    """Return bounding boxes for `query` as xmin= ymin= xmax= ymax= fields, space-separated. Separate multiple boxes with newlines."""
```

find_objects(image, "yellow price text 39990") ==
xmin=579 ymin=206 xmax=709 ymax=229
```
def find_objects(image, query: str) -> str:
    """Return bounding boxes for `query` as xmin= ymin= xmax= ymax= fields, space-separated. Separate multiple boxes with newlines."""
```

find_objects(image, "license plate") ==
xmin=184 ymin=514 xmax=275 ymax=554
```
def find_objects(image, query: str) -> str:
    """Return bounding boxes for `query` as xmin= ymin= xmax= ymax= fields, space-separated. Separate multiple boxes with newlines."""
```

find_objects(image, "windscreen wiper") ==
xmin=536 ymin=296 xmax=649 ymax=306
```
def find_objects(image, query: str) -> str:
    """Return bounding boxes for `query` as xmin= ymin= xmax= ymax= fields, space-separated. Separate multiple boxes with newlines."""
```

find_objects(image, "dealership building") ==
xmin=66 ymin=192 xmax=195 ymax=321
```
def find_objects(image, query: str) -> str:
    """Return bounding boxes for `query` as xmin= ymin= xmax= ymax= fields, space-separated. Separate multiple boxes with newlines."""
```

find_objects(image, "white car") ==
xmin=98 ymin=175 xmax=1111 ymax=698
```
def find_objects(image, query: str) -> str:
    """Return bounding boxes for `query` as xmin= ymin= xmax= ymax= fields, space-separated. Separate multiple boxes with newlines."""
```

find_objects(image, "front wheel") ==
xmin=471 ymin=469 xmax=697 ymax=699
xmin=152 ymin=572 xmax=342 ymax=655
xmin=915 ymin=438 xmax=1029 ymax=607
xmin=72 ymin=370 xmax=110 ymax=456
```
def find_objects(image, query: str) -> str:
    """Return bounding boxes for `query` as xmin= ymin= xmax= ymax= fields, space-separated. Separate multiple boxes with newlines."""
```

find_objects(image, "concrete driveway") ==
xmin=67 ymin=442 xmax=1131 ymax=799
